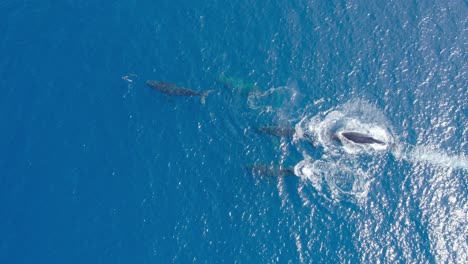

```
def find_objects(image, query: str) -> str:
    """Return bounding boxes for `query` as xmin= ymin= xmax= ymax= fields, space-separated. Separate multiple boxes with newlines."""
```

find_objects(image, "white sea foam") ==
xmin=294 ymin=157 xmax=372 ymax=203
xmin=406 ymin=146 xmax=468 ymax=170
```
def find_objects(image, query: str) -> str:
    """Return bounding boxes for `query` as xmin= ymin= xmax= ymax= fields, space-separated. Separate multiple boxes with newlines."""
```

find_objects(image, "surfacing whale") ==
xmin=341 ymin=131 xmax=385 ymax=145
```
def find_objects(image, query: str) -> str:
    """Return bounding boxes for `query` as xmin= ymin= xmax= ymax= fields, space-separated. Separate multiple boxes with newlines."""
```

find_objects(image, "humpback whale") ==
xmin=341 ymin=131 xmax=385 ymax=145
xmin=254 ymin=126 xmax=296 ymax=137
xmin=245 ymin=164 xmax=295 ymax=177
xmin=146 ymin=80 xmax=213 ymax=105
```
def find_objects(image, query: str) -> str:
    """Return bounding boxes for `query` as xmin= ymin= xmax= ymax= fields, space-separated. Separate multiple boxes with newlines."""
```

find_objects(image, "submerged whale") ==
xmin=254 ymin=126 xmax=296 ymax=137
xmin=245 ymin=164 xmax=295 ymax=177
xmin=146 ymin=80 xmax=213 ymax=105
xmin=340 ymin=131 xmax=385 ymax=145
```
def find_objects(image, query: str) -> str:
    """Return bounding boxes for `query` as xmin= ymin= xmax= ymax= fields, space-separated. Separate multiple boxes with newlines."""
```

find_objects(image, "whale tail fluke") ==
xmin=200 ymin=90 xmax=214 ymax=106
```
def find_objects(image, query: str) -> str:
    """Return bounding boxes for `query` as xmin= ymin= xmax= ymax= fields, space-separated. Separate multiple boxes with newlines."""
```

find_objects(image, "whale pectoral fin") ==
xmin=200 ymin=90 xmax=214 ymax=106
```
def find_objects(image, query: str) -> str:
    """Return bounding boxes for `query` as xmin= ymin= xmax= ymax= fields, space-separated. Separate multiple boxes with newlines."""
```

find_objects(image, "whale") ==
xmin=341 ymin=131 xmax=385 ymax=145
xmin=245 ymin=164 xmax=295 ymax=177
xmin=146 ymin=80 xmax=213 ymax=105
xmin=254 ymin=126 xmax=296 ymax=137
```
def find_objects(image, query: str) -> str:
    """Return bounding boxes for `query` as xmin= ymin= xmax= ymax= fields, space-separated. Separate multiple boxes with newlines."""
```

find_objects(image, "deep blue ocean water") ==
xmin=1 ymin=0 xmax=467 ymax=263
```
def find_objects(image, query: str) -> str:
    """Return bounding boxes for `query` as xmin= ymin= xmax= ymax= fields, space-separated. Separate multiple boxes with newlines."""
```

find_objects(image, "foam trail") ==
xmin=400 ymin=146 xmax=468 ymax=170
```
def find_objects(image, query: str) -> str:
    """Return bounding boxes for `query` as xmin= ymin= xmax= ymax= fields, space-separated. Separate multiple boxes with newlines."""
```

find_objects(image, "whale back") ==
xmin=341 ymin=131 xmax=385 ymax=145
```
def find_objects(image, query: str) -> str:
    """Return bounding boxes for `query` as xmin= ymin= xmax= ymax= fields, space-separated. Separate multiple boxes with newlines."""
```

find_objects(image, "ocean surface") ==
xmin=1 ymin=0 xmax=467 ymax=263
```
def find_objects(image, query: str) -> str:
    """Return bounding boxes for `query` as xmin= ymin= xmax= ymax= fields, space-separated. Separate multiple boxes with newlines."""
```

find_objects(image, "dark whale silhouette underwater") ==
xmin=146 ymin=80 xmax=213 ymax=105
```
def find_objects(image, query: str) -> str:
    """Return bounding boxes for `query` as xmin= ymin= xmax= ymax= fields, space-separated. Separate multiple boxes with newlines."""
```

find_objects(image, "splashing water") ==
xmin=294 ymin=100 xmax=395 ymax=155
